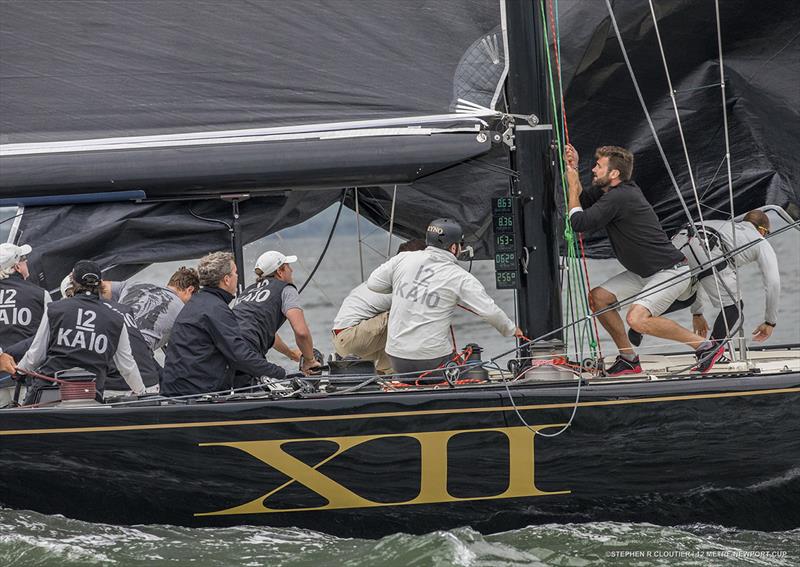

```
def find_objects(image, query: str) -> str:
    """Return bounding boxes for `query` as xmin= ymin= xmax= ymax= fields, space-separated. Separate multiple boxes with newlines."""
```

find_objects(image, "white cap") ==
xmin=0 ymin=243 xmax=32 ymax=270
xmin=255 ymin=251 xmax=297 ymax=276
xmin=60 ymin=274 xmax=74 ymax=298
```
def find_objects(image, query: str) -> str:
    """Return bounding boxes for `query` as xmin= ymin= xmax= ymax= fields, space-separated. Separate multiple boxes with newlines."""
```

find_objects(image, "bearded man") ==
xmin=565 ymin=144 xmax=724 ymax=375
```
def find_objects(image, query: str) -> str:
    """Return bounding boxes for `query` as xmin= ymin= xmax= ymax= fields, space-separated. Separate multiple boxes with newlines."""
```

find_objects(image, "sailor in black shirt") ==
xmin=566 ymin=144 xmax=724 ymax=375
xmin=60 ymin=273 xmax=174 ymax=392
xmin=0 ymin=243 xmax=51 ymax=352
xmin=233 ymin=251 xmax=321 ymax=383
xmin=161 ymin=252 xmax=287 ymax=397
xmin=18 ymin=260 xmax=146 ymax=403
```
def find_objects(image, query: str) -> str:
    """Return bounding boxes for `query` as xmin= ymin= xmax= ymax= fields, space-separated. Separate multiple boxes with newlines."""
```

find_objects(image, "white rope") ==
xmin=602 ymin=0 xmax=695 ymax=229
xmin=354 ymin=187 xmax=365 ymax=282
xmin=386 ymin=185 xmax=397 ymax=259
xmin=607 ymin=0 xmax=733 ymax=351
xmin=647 ymin=0 xmax=702 ymax=214
xmin=715 ymin=0 xmax=747 ymax=361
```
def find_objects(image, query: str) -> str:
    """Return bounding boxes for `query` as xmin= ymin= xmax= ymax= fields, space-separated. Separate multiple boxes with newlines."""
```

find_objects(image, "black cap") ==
xmin=425 ymin=218 xmax=464 ymax=251
xmin=72 ymin=260 xmax=102 ymax=286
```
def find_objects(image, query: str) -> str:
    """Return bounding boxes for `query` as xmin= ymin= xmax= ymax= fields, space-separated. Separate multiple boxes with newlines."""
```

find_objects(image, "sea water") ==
xmin=2 ymin=207 xmax=798 ymax=566
xmin=0 ymin=510 xmax=797 ymax=566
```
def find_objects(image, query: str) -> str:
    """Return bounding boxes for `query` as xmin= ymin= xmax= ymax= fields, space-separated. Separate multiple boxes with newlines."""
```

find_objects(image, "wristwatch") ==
xmin=764 ymin=321 xmax=776 ymax=327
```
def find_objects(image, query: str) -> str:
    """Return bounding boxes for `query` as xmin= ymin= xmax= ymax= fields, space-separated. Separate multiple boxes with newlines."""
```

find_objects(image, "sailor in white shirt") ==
xmin=672 ymin=209 xmax=780 ymax=343
xmin=332 ymin=239 xmax=426 ymax=374
xmin=367 ymin=218 xmax=522 ymax=377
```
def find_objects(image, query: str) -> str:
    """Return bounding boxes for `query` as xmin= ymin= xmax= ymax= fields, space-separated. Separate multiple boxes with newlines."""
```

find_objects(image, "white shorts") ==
xmin=599 ymin=264 xmax=691 ymax=317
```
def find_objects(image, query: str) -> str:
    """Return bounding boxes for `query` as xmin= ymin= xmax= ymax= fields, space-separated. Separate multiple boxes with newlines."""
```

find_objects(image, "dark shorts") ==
xmin=389 ymin=353 xmax=454 ymax=382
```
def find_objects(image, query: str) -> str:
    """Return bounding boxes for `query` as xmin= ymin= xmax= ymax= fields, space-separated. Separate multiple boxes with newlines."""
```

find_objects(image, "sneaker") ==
xmin=627 ymin=328 xmax=643 ymax=347
xmin=692 ymin=342 xmax=726 ymax=374
xmin=605 ymin=355 xmax=642 ymax=377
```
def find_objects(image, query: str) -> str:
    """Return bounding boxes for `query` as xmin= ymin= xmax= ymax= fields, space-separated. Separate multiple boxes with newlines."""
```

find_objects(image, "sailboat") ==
xmin=1 ymin=0 xmax=798 ymax=537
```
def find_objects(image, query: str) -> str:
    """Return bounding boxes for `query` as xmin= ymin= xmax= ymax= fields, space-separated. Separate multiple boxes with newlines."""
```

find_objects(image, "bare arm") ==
xmin=285 ymin=308 xmax=320 ymax=374
xmin=273 ymin=333 xmax=301 ymax=362
xmin=0 ymin=351 xmax=16 ymax=374
xmin=566 ymin=166 xmax=583 ymax=213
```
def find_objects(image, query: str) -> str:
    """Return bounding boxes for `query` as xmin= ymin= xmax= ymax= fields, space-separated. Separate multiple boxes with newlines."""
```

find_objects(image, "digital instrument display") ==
xmin=495 ymin=270 xmax=518 ymax=289
xmin=495 ymin=233 xmax=514 ymax=251
xmin=492 ymin=197 xmax=513 ymax=213
xmin=495 ymin=251 xmax=516 ymax=270
xmin=493 ymin=214 xmax=514 ymax=232
xmin=492 ymin=197 xmax=521 ymax=290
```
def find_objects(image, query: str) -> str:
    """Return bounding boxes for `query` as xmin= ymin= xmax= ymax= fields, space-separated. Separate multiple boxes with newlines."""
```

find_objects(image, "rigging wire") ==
xmin=606 ymin=0 xmax=741 ymax=357
xmin=602 ymin=0 xmax=696 ymax=231
xmin=714 ymin=0 xmax=747 ymax=359
xmin=540 ymin=0 xmax=600 ymax=361
xmin=298 ymin=189 xmax=346 ymax=294
xmin=187 ymin=207 xmax=233 ymax=232
xmin=0 ymin=212 xmax=24 ymax=227
xmin=646 ymin=0 xmax=736 ymax=352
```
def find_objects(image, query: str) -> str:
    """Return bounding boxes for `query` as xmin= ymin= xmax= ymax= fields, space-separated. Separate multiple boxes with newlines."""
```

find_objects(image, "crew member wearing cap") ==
xmin=161 ymin=251 xmax=287 ymax=396
xmin=367 ymin=218 xmax=522 ymax=377
xmin=59 ymin=269 xmax=163 ymax=393
xmin=0 ymin=244 xmax=51 ymax=352
xmin=233 ymin=250 xmax=321 ymax=379
xmin=18 ymin=260 xmax=146 ymax=403
xmin=331 ymin=239 xmax=426 ymax=374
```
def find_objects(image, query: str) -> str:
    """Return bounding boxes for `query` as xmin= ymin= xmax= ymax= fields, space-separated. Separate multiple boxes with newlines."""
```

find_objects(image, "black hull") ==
xmin=2 ymin=373 xmax=799 ymax=537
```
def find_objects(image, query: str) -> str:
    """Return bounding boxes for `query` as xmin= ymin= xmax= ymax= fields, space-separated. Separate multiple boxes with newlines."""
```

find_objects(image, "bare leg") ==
xmin=590 ymin=287 xmax=635 ymax=355
xmin=627 ymin=305 xmax=707 ymax=349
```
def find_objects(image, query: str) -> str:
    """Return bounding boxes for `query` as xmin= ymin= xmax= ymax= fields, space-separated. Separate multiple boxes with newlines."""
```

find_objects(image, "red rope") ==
xmin=547 ymin=0 xmax=570 ymax=145
xmin=577 ymin=234 xmax=604 ymax=358
xmin=17 ymin=368 xmax=96 ymax=402
xmin=547 ymin=0 xmax=602 ymax=359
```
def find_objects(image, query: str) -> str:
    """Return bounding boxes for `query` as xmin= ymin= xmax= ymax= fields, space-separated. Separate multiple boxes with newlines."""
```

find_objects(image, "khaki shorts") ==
xmin=599 ymin=264 xmax=691 ymax=317
xmin=332 ymin=311 xmax=393 ymax=374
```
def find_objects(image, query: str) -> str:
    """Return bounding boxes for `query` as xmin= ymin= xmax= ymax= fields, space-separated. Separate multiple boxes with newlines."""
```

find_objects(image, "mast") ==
xmin=504 ymin=0 xmax=562 ymax=344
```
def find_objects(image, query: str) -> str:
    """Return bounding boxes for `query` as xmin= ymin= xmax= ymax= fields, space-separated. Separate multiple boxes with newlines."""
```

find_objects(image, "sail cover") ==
xmin=1 ymin=0 xmax=506 ymax=286
xmin=354 ymin=0 xmax=800 ymax=257
xmin=2 ymin=0 xmax=798 ymax=285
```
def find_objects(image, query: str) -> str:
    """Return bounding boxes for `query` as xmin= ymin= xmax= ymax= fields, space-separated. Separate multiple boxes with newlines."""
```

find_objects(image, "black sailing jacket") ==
xmin=161 ymin=286 xmax=286 ymax=396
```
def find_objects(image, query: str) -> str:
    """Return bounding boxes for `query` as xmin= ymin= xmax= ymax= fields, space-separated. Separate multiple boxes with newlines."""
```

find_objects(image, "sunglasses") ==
xmin=757 ymin=225 xmax=770 ymax=236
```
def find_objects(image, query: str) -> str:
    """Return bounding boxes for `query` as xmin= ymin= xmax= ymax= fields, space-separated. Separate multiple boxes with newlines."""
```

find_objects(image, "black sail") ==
xmin=1 ymin=0 xmax=798 ymax=282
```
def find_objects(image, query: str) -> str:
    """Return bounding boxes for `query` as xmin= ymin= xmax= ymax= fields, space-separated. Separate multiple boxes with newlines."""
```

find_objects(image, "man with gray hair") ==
xmin=161 ymin=251 xmax=286 ymax=396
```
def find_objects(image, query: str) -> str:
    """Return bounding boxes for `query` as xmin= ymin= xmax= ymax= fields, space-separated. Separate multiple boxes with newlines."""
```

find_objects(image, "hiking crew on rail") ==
xmin=664 ymin=210 xmax=780 ymax=344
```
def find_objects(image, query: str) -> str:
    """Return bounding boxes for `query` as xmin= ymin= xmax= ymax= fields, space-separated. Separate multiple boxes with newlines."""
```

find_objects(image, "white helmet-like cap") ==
xmin=0 ymin=243 xmax=31 ymax=271
xmin=60 ymin=274 xmax=74 ymax=298
xmin=255 ymin=251 xmax=297 ymax=275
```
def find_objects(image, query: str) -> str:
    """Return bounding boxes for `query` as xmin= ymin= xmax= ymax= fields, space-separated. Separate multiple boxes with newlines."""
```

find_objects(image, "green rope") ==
xmin=538 ymin=0 xmax=599 ymax=359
